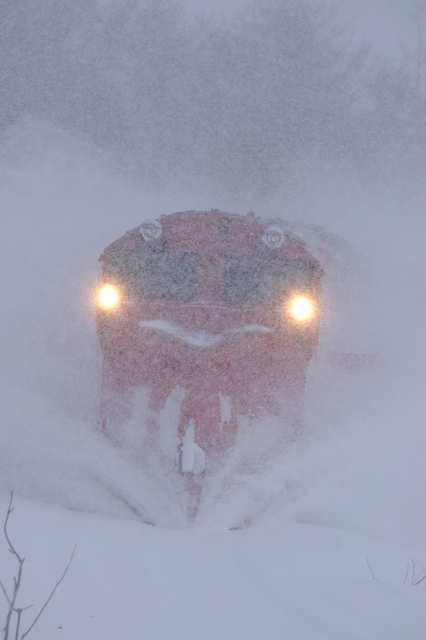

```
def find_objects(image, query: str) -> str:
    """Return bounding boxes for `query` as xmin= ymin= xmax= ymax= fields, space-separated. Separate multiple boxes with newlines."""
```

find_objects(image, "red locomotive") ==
xmin=96 ymin=211 xmax=323 ymax=476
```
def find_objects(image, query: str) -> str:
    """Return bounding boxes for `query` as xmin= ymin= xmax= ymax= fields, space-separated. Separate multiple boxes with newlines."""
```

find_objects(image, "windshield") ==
xmin=107 ymin=250 xmax=314 ymax=303
xmin=223 ymin=258 xmax=315 ymax=303
xmin=108 ymin=250 xmax=199 ymax=300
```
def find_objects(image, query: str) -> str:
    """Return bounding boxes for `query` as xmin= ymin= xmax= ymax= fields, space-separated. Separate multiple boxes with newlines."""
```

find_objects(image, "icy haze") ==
xmin=0 ymin=0 xmax=426 ymax=636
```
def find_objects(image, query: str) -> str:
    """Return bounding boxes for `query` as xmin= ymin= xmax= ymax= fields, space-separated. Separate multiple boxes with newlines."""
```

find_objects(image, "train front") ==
xmin=96 ymin=211 xmax=323 ymax=474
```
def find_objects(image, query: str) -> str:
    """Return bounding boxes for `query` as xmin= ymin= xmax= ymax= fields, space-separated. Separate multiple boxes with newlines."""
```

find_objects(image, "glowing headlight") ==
xmin=97 ymin=284 xmax=121 ymax=310
xmin=288 ymin=295 xmax=315 ymax=323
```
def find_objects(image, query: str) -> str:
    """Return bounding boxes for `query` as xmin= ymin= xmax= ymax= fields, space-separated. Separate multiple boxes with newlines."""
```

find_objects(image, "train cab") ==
xmin=96 ymin=211 xmax=323 ymax=474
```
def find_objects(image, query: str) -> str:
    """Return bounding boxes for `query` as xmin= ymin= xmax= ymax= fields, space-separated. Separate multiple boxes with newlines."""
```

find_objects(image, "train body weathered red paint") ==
xmin=96 ymin=211 xmax=323 ymax=475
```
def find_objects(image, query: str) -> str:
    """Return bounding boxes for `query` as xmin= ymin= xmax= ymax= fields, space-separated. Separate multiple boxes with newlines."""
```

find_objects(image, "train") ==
xmin=95 ymin=210 xmax=323 ymax=479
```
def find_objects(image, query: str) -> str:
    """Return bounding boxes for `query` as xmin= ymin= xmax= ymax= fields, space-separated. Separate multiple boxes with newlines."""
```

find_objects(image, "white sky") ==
xmin=341 ymin=0 xmax=417 ymax=55
xmin=180 ymin=0 xmax=419 ymax=56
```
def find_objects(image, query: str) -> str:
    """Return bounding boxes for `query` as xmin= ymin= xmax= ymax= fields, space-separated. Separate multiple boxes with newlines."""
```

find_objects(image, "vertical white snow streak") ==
xmin=219 ymin=393 xmax=232 ymax=430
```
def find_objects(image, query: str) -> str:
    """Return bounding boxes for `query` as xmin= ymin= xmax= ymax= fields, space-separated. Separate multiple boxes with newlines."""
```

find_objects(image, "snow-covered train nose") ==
xmin=138 ymin=319 xmax=272 ymax=349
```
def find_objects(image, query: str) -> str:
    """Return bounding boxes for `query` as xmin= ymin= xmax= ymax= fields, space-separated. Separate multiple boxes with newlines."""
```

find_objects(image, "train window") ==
xmin=223 ymin=258 xmax=314 ymax=302
xmin=108 ymin=250 xmax=199 ymax=300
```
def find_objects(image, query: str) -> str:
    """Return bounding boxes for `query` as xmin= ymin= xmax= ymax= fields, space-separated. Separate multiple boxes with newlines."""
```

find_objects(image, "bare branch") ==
xmin=13 ymin=607 xmax=33 ymax=640
xmin=367 ymin=558 xmax=378 ymax=580
xmin=413 ymin=572 xmax=426 ymax=586
xmin=4 ymin=494 xmax=24 ymax=564
xmin=411 ymin=559 xmax=426 ymax=586
xmin=403 ymin=563 xmax=410 ymax=584
xmin=20 ymin=545 xmax=77 ymax=640
xmin=13 ymin=607 xmax=32 ymax=614
xmin=2 ymin=493 xmax=25 ymax=640
xmin=1 ymin=493 xmax=76 ymax=640
xmin=0 ymin=578 xmax=12 ymax=606
xmin=403 ymin=559 xmax=426 ymax=586
xmin=14 ymin=610 xmax=21 ymax=640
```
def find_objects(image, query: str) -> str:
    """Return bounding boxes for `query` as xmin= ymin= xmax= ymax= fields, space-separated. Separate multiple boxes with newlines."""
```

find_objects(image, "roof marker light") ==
xmin=140 ymin=220 xmax=162 ymax=241
xmin=262 ymin=225 xmax=285 ymax=249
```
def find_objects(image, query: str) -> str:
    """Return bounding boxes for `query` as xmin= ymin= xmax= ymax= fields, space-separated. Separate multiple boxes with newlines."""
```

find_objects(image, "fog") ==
xmin=1 ymin=0 xmax=426 ymax=543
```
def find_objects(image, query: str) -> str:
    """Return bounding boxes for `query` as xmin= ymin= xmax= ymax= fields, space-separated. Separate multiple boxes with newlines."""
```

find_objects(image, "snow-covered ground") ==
xmin=0 ymin=496 xmax=425 ymax=640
